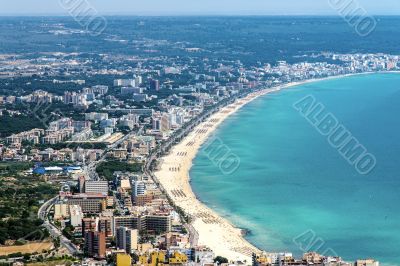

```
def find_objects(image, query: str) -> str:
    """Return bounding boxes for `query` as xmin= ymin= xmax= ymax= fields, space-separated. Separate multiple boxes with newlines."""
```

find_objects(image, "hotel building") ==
xmin=116 ymin=227 xmax=138 ymax=254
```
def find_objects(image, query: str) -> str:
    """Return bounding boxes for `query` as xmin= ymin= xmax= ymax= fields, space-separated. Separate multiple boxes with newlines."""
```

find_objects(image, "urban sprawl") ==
xmin=0 ymin=51 xmax=393 ymax=266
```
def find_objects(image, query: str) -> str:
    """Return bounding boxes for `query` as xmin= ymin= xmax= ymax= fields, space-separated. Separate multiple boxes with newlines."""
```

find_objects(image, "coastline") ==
xmin=153 ymin=72 xmax=398 ymax=262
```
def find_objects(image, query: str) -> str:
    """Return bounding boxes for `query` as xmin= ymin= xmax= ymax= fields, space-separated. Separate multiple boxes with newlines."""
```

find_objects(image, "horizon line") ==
xmin=0 ymin=13 xmax=399 ymax=17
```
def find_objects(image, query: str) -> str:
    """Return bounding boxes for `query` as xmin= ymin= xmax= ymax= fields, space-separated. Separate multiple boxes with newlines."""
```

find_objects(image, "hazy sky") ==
xmin=0 ymin=0 xmax=399 ymax=15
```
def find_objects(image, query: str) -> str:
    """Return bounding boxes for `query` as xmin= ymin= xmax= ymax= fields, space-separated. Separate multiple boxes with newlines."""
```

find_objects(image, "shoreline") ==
xmin=153 ymin=71 xmax=398 ymax=262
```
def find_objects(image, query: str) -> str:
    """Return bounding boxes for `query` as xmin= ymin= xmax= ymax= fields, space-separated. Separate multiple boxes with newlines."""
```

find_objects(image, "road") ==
xmin=186 ymin=223 xmax=199 ymax=247
xmin=38 ymin=196 xmax=80 ymax=255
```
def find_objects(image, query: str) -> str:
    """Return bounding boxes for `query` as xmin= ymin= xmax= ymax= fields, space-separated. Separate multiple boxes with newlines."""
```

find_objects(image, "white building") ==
xmin=69 ymin=205 xmax=84 ymax=227
xmin=114 ymin=79 xmax=135 ymax=87
xmin=85 ymin=180 xmax=109 ymax=194
xmin=134 ymin=75 xmax=143 ymax=86
xmin=133 ymin=181 xmax=145 ymax=197
xmin=85 ymin=112 xmax=109 ymax=122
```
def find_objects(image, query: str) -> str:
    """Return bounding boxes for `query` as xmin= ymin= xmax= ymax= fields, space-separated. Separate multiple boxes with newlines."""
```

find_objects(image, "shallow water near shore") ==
xmin=191 ymin=73 xmax=400 ymax=264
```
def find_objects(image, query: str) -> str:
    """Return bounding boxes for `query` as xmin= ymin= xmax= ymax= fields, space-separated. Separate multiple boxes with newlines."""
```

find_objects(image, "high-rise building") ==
xmin=82 ymin=217 xmax=98 ymax=236
xmin=49 ymin=118 xmax=73 ymax=131
xmin=112 ymin=215 xmax=170 ymax=235
xmin=141 ymin=215 xmax=172 ymax=234
xmin=63 ymin=91 xmax=87 ymax=106
xmin=152 ymin=117 xmax=161 ymax=131
xmin=160 ymin=113 xmax=170 ymax=132
xmin=78 ymin=176 xmax=86 ymax=193
xmin=133 ymin=181 xmax=145 ymax=197
xmin=112 ymin=216 xmax=139 ymax=236
xmin=91 ymin=85 xmax=109 ymax=95
xmin=133 ymin=194 xmax=154 ymax=206
xmin=116 ymin=227 xmax=138 ymax=254
xmin=149 ymin=79 xmax=160 ymax=91
xmin=134 ymin=75 xmax=143 ymax=86
xmin=54 ymin=203 xmax=69 ymax=220
xmin=98 ymin=216 xmax=113 ymax=237
xmin=66 ymin=193 xmax=107 ymax=213
xmin=69 ymin=205 xmax=83 ymax=227
xmin=84 ymin=231 xmax=106 ymax=259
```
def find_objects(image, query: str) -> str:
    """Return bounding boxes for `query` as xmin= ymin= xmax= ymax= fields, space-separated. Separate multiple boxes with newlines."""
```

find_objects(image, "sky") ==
xmin=0 ymin=0 xmax=399 ymax=16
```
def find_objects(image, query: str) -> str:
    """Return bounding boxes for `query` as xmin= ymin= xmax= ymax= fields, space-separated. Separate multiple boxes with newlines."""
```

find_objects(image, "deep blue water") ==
xmin=191 ymin=73 xmax=400 ymax=265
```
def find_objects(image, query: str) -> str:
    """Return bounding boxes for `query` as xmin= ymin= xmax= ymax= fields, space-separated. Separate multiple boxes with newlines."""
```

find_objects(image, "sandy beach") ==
xmin=153 ymin=72 xmax=393 ymax=263
xmin=154 ymin=84 xmax=295 ymax=262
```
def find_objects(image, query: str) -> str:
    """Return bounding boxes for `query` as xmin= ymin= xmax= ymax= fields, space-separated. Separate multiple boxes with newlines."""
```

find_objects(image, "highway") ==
xmin=37 ymin=196 xmax=80 ymax=255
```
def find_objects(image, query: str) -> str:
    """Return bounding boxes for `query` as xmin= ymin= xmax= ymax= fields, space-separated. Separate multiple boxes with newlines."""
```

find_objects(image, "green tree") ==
xmin=214 ymin=256 xmax=229 ymax=264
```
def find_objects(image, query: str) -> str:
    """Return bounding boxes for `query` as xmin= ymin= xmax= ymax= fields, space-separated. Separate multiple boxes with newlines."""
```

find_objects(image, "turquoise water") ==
xmin=190 ymin=73 xmax=400 ymax=265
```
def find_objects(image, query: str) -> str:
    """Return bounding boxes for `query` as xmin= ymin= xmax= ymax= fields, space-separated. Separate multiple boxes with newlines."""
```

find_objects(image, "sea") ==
xmin=191 ymin=73 xmax=400 ymax=265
